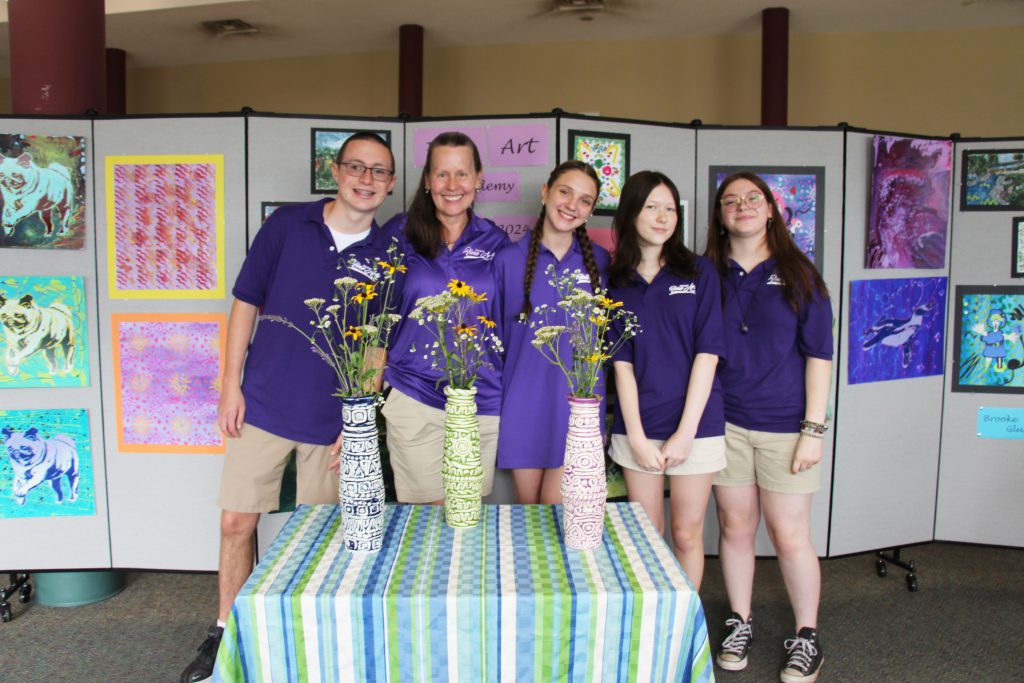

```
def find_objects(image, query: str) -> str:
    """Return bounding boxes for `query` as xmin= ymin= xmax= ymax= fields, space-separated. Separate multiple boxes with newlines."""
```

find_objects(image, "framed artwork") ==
xmin=1014 ymin=217 xmax=1024 ymax=279
xmin=960 ymin=149 xmax=1024 ymax=211
xmin=0 ymin=275 xmax=89 ymax=388
xmin=568 ymin=130 xmax=630 ymax=216
xmin=310 ymin=128 xmax=391 ymax=194
xmin=710 ymin=166 xmax=823 ymax=267
xmin=848 ymin=277 xmax=947 ymax=385
xmin=111 ymin=313 xmax=226 ymax=453
xmin=866 ymin=135 xmax=952 ymax=269
xmin=0 ymin=408 xmax=95 ymax=519
xmin=260 ymin=201 xmax=298 ymax=223
xmin=952 ymin=285 xmax=1024 ymax=394
xmin=0 ymin=133 xmax=88 ymax=249
xmin=106 ymin=154 xmax=226 ymax=299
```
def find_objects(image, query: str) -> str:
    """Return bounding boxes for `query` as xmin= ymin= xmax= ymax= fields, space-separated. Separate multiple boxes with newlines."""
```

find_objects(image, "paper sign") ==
xmin=486 ymin=124 xmax=549 ymax=167
xmin=477 ymin=172 xmax=520 ymax=203
xmin=412 ymin=126 xmax=488 ymax=167
xmin=491 ymin=214 xmax=537 ymax=243
xmin=977 ymin=407 xmax=1024 ymax=439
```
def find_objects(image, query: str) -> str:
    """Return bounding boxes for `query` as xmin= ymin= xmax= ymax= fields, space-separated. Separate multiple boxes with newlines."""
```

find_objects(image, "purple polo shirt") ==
xmin=494 ymin=235 xmax=611 ymax=469
xmin=719 ymin=257 xmax=834 ymax=433
xmin=382 ymin=212 xmax=510 ymax=415
xmin=232 ymin=198 xmax=393 ymax=444
xmin=610 ymin=256 xmax=726 ymax=441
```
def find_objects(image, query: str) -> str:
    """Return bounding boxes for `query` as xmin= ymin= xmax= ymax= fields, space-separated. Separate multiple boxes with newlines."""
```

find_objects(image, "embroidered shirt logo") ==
xmin=574 ymin=272 xmax=594 ymax=286
xmin=766 ymin=274 xmax=784 ymax=286
xmin=669 ymin=283 xmax=696 ymax=295
xmin=462 ymin=247 xmax=495 ymax=262
xmin=347 ymin=260 xmax=381 ymax=282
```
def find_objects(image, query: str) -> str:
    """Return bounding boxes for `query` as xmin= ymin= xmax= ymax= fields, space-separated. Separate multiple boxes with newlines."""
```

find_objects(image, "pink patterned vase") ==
xmin=560 ymin=396 xmax=607 ymax=550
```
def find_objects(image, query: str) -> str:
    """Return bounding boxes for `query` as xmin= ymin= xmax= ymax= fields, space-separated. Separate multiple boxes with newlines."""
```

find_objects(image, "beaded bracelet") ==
xmin=800 ymin=419 xmax=828 ymax=436
xmin=800 ymin=429 xmax=825 ymax=439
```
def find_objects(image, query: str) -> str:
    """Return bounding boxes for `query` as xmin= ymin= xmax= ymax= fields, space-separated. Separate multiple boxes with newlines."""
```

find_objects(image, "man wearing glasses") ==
xmin=180 ymin=132 xmax=396 ymax=683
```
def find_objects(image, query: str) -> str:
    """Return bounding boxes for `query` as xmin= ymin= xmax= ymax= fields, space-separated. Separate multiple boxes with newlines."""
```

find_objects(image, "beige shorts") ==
xmin=217 ymin=423 xmax=339 ymax=513
xmin=608 ymin=433 xmax=726 ymax=476
xmin=382 ymin=387 xmax=500 ymax=503
xmin=713 ymin=422 xmax=820 ymax=494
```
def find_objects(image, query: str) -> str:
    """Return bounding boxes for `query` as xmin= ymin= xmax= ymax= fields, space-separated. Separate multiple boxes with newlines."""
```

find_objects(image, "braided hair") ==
xmin=519 ymin=160 xmax=602 ymax=319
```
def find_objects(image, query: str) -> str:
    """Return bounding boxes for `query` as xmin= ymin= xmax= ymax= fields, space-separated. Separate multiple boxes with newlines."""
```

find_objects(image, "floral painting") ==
xmin=952 ymin=285 xmax=1024 ymax=394
xmin=848 ymin=277 xmax=947 ymax=385
xmin=0 ymin=408 xmax=95 ymax=519
xmin=0 ymin=275 xmax=89 ymax=388
xmin=866 ymin=135 xmax=951 ymax=269
xmin=569 ymin=130 xmax=630 ymax=215
xmin=106 ymin=154 xmax=225 ymax=299
xmin=961 ymin=149 xmax=1024 ymax=211
xmin=112 ymin=313 xmax=226 ymax=452
xmin=0 ymin=133 xmax=88 ymax=249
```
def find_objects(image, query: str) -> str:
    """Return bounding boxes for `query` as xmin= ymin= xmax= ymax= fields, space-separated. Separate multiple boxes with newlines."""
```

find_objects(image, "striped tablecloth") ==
xmin=215 ymin=503 xmax=714 ymax=683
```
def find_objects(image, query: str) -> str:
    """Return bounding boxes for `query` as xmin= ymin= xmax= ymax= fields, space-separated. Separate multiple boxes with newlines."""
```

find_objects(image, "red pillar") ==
xmin=106 ymin=48 xmax=127 ymax=115
xmin=399 ymin=24 xmax=424 ymax=117
xmin=761 ymin=7 xmax=789 ymax=126
xmin=8 ymin=0 xmax=106 ymax=115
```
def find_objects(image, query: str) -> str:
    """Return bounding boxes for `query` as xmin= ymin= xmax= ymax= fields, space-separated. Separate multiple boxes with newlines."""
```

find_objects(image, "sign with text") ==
xmin=486 ymin=124 xmax=549 ymax=167
xmin=491 ymin=214 xmax=537 ymax=243
xmin=476 ymin=171 xmax=520 ymax=203
xmin=977 ymin=407 xmax=1024 ymax=439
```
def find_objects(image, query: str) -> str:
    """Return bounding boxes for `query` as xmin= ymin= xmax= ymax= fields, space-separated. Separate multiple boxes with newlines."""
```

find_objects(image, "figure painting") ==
xmin=0 ymin=408 xmax=95 ymax=519
xmin=112 ymin=313 xmax=226 ymax=453
xmin=0 ymin=133 xmax=88 ymax=249
xmin=848 ymin=277 xmax=947 ymax=385
xmin=866 ymin=135 xmax=951 ymax=269
xmin=106 ymin=154 xmax=225 ymax=299
xmin=0 ymin=275 xmax=89 ymax=388
xmin=953 ymin=285 xmax=1024 ymax=394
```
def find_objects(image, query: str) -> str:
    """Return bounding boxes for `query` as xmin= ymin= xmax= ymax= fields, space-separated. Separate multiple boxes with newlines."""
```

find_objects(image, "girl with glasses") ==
xmin=704 ymin=172 xmax=833 ymax=683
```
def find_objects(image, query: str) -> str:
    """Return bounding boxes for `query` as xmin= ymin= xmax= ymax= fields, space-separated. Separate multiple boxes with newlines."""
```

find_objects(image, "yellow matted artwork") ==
xmin=105 ymin=154 xmax=226 ymax=299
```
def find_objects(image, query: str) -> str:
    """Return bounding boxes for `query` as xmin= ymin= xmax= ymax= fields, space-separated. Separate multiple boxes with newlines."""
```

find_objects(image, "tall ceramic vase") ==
xmin=441 ymin=385 xmax=482 ymax=528
xmin=560 ymin=396 xmax=607 ymax=550
xmin=339 ymin=395 xmax=386 ymax=552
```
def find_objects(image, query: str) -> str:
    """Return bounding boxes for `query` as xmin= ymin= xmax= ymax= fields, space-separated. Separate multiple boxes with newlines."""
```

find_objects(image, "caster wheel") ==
xmin=875 ymin=559 xmax=887 ymax=577
xmin=1 ymin=606 xmax=11 ymax=623
xmin=19 ymin=585 xmax=31 ymax=603
xmin=906 ymin=574 xmax=918 ymax=592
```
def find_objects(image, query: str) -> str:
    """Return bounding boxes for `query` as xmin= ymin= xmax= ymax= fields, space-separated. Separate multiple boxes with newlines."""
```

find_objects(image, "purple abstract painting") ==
xmin=866 ymin=136 xmax=952 ymax=269
xmin=848 ymin=277 xmax=947 ymax=385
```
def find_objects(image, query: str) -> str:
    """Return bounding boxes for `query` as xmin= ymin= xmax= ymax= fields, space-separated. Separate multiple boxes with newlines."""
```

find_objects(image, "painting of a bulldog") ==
xmin=0 ymin=152 xmax=75 ymax=237
xmin=0 ymin=292 xmax=75 ymax=376
xmin=3 ymin=426 xmax=80 ymax=506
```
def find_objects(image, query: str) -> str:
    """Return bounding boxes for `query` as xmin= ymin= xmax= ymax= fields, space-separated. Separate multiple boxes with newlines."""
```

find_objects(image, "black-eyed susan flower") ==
xmin=454 ymin=323 xmax=478 ymax=337
xmin=448 ymin=279 xmax=472 ymax=296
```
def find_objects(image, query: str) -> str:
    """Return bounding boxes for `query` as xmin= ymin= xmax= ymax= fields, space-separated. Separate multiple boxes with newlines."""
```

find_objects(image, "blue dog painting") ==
xmin=0 ymin=408 xmax=94 ymax=518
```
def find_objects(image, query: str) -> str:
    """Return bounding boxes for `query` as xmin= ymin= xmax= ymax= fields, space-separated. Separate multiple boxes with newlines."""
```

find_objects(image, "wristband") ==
xmin=799 ymin=419 xmax=828 ymax=436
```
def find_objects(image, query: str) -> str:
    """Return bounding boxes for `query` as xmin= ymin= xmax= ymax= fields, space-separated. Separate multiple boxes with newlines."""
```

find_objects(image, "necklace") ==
xmin=729 ymin=268 xmax=766 ymax=335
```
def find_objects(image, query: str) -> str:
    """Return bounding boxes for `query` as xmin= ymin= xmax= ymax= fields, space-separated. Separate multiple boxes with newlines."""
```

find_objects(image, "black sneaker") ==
xmin=180 ymin=624 xmax=223 ymax=683
xmin=716 ymin=612 xmax=753 ymax=671
xmin=780 ymin=627 xmax=823 ymax=683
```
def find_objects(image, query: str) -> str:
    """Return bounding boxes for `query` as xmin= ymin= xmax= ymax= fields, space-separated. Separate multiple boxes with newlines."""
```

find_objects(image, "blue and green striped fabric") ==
xmin=215 ymin=503 xmax=714 ymax=683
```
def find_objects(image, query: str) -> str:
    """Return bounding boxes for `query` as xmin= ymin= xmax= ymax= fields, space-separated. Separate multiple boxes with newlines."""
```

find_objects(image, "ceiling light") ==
xmin=201 ymin=18 xmax=260 ymax=37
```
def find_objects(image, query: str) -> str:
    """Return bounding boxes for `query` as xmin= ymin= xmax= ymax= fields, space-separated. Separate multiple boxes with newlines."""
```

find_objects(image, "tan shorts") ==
xmin=713 ymin=422 xmax=820 ymax=494
xmin=382 ymin=386 xmax=499 ymax=503
xmin=217 ymin=424 xmax=339 ymax=513
xmin=608 ymin=433 xmax=726 ymax=476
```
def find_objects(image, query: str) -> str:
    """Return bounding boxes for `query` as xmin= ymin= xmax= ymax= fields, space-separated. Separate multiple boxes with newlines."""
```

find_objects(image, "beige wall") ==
xmin=1 ymin=26 xmax=1020 ymax=138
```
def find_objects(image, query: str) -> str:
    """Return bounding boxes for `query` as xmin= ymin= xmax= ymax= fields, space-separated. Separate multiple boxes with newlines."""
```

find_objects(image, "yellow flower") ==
xmin=477 ymin=315 xmax=496 ymax=329
xmin=599 ymin=296 xmax=623 ymax=309
xmin=468 ymin=289 xmax=487 ymax=303
xmin=454 ymin=323 xmax=478 ymax=337
xmin=344 ymin=326 xmax=362 ymax=340
xmin=351 ymin=293 xmax=365 ymax=304
xmin=448 ymin=279 xmax=472 ymax=297
xmin=584 ymin=352 xmax=609 ymax=364
xmin=377 ymin=261 xmax=396 ymax=275
xmin=396 ymin=264 xmax=408 ymax=273
xmin=589 ymin=314 xmax=608 ymax=326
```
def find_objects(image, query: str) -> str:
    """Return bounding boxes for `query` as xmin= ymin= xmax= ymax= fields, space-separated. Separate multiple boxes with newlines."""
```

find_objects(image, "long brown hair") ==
xmin=609 ymin=171 xmax=697 ymax=289
xmin=519 ymin=160 xmax=602 ymax=319
xmin=405 ymin=132 xmax=483 ymax=258
xmin=704 ymin=171 xmax=828 ymax=311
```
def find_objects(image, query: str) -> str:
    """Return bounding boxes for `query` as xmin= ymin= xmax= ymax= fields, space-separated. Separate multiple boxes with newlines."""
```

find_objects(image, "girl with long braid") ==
xmin=494 ymin=160 xmax=609 ymax=504
xmin=607 ymin=171 xmax=725 ymax=590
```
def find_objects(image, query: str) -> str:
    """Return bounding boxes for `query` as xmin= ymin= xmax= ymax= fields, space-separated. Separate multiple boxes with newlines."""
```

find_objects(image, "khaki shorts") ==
xmin=382 ymin=386 xmax=499 ymax=503
xmin=217 ymin=424 xmax=339 ymax=513
xmin=608 ymin=433 xmax=726 ymax=476
xmin=714 ymin=422 xmax=820 ymax=494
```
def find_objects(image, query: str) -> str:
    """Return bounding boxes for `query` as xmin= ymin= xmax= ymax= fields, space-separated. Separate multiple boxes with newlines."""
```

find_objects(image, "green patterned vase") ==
xmin=441 ymin=385 xmax=482 ymax=528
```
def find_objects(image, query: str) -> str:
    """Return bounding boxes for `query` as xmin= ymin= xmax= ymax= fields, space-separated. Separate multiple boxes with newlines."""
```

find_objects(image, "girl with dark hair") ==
xmin=607 ymin=170 xmax=725 ymax=590
xmin=381 ymin=132 xmax=509 ymax=505
xmin=704 ymin=172 xmax=832 ymax=683
xmin=493 ymin=160 xmax=609 ymax=504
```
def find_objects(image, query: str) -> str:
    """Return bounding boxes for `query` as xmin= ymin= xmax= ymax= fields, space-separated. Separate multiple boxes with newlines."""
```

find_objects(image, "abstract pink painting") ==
xmin=112 ymin=314 xmax=225 ymax=453
xmin=106 ymin=155 xmax=225 ymax=298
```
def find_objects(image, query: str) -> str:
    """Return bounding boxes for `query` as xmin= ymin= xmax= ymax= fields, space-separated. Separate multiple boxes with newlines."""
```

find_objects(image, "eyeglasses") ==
xmin=720 ymin=191 xmax=765 ymax=211
xmin=337 ymin=161 xmax=394 ymax=182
